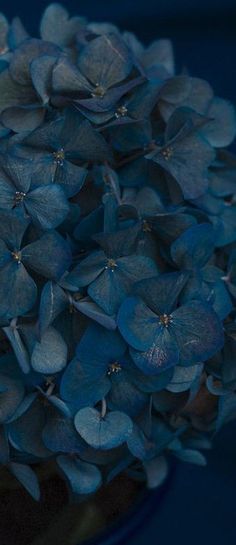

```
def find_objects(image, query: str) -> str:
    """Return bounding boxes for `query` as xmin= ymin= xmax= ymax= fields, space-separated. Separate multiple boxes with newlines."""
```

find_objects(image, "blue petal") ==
xmin=73 ymin=296 xmax=117 ymax=330
xmin=42 ymin=411 xmax=87 ymax=455
xmin=67 ymin=250 xmax=106 ymax=287
xmin=78 ymin=34 xmax=133 ymax=89
xmin=0 ymin=373 xmax=24 ymax=423
xmin=3 ymin=324 xmax=30 ymax=374
xmin=172 ymin=300 xmax=224 ymax=364
xmin=25 ymin=184 xmax=69 ymax=229
xmin=40 ymin=4 xmax=85 ymax=47
xmin=117 ymin=296 xmax=158 ymax=351
xmin=201 ymin=97 xmax=236 ymax=148
xmin=144 ymin=456 xmax=168 ymax=489
xmin=22 ymin=231 xmax=72 ymax=280
xmin=2 ymin=105 xmax=45 ymax=132
xmin=9 ymin=462 xmax=40 ymax=500
xmin=74 ymin=407 xmax=133 ymax=450
xmin=130 ymin=326 xmax=179 ymax=375
xmin=39 ymin=281 xmax=68 ymax=333
xmin=133 ymin=272 xmax=189 ymax=315
xmin=31 ymin=326 xmax=68 ymax=374
xmin=0 ymin=210 xmax=29 ymax=250
xmin=108 ymin=374 xmax=148 ymax=417
xmin=8 ymin=399 xmax=51 ymax=458
xmin=0 ymin=261 xmax=37 ymax=319
xmin=9 ymin=38 xmax=59 ymax=86
xmin=57 ymin=455 xmax=102 ymax=495
xmin=88 ymin=268 xmax=127 ymax=315
xmin=30 ymin=55 xmax=57 ymax=105
xmin=60 ymin=356 xmax=110 ymax=412
xmin=171 ymin=223 xmax=215 ymax=269
xmin=77 ymin=323 xmax=126 ymax=368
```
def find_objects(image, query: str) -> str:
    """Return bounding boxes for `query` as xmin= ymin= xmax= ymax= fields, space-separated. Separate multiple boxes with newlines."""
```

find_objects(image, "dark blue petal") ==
xmin=60 ymin=358 xmax=110 ymax=411
xmin=0 ymin=210 xmax=29 ymax=250
xmin=39 ymin=281 xmax=68 ymax=333
xmin=133 ymin=272 xmax=189 ymax=315
xmin=31 ymin=55 xmax=56 ymax=105
xmin=171 ymin=223 xmax=215 ymax=269
xmin=0 ymin=373 xmax=24 ymax=423
xmin=8 ymin=399 xmax=51 ymax=458
xmin=117 ymin=296 xmax=158 ymax=351
xmin=77 ymin=324 xmax=126 ymax=368
xmin=2 ymin=105 xmax=45 ymax=132
xmin=9 ymin=462 xmax=40 ymax=500
xmin=52 ymin=55 xmax=91 ymax=95
xmin=108 ymin=374 xmax=148 ymax=417
xmin=68 ymin=250 xmax=106 ymax=287
xmin=0 ymin=261 xmax=37 ymax=319
xmin=0 ymin=69 xmax=37 ymax=112
xmin=54 ymin=160 xmax=87 ymax=198
xmin=22 ymin=231 xmax=72 ymax=280
xmin=88 ymin=268 xmax=127 ymax=315
xmin=201 ymin=98 xmax=236 ymax=148
xmin=57 ymin=455 xmax=102 ymax=495
xmin=130 ymin=326 xmax=179 ymax=375
xmin=40 ymin=4 xmax=85 ymax=47
xmin=143 ymin=456 xmax=168 ymax=489
xmin=78 ymin=34 xmax=132 ymax=89
xmin=3 ymin=324 xmax=31 ymax=373
xmin=73 ymin=296 xmax=117 ymax=330
xmin=25 ymin=184 xmax=69 ymax=229
xmin=42 ymin=411 xmax=87 ymax=455
xmin=9 ymin=38 xmax=59 ymax=86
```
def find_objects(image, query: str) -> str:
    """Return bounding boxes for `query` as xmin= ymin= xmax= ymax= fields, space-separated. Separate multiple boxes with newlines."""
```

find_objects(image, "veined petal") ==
xmin=117 ymin=296 xmax=158 ymax=351
xmin=172 ymin=300 xmax=224 ymax=364
xmin=130 ymin=326 xmax=179 ymax=375
xmin=0 ymin=261 xmax=37 ymax=319
xmin=24 ymin=184 xmax=69 ymax=229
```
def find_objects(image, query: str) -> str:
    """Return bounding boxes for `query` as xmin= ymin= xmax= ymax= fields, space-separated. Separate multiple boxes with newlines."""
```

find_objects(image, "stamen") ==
xmin=105 ymin=258 xmax=117 ymax=272
xmin=14 ymin=191 xmax=26 ymax=206
xmin=12 ymin=251 xmax=22 ymax=264
xmin=92 ymin=84 xmax=106 ymax=98
xmin=115 ymin=105 xmax=128 ymax=118
xmin=107 ymin=362 xmax=122 ymax=376
xmin=159 ymin=313 xmax=173 ymax=327
xmin=161 ymin=146 xmax=173 ymax=161
xmin=142 ymin=220 xmax=152 ymax=233
xmin=53 ymin=148 xmax=65 ymax=166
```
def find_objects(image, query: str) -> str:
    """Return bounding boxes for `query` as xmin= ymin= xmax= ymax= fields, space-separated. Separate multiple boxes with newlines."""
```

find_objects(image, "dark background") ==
xmin=2 ymin=1 xmax=236 ymax=544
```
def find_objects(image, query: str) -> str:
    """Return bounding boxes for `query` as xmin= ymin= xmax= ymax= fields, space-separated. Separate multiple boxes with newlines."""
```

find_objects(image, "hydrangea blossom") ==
xmin=0 ymin=3 xmax=235 ymax=500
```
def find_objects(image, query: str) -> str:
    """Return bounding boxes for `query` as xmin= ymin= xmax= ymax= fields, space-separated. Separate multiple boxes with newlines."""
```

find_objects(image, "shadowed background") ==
xmin=1 ymin=1 xmax=236 ymax=544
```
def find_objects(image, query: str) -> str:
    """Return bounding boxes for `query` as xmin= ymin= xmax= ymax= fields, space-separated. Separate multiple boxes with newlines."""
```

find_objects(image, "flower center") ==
xmin=53 ymin=148 xmax=65 ymax=166
xmin=161 ymin=146 xmax=173 ymax=161
xmin=92 ymin=84 xmax=106 ymax=98
xmin=0 ymin=45 xmax=8 ymax=55
xmin=159 ymin=313 xmax=173 ymax=327
xmin=105 ymin=258 xmax=117 ymax=272
xmin=142 ymin=220 xmax=152 ymax=233
xmin=115 ymin=105 xmax=128 ymax=118
xmin=14 ymin=191 xmax=26 ymax=206
xmin=12 ymin=251 xmax=22 ymax=264
xmin=107 ymin=362 xmax=122 ymax=376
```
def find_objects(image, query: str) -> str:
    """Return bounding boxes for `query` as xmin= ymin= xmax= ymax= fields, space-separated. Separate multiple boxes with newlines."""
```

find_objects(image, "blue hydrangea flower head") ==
xmin=0 ymin=2 xmax=235 ymax=502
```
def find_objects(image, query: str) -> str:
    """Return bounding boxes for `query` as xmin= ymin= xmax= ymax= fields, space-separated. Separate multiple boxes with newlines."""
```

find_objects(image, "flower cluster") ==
xmin=0 ymin=3 xmax=235 ymax=500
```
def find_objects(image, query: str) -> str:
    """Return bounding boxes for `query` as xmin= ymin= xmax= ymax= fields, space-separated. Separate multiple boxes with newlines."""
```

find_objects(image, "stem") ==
xmin=10 ymin=317 xmax=18 ymax=329
xmin=101 ymin=398 xmax=107 ymax=419
xmin=103 ymin=162 xmax=121 ymax=204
